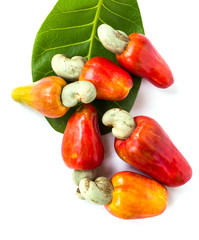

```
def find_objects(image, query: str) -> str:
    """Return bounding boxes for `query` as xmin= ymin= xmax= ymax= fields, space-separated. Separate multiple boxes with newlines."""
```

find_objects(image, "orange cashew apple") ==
xmin=105 ymin=171 xmax=168 ymax=219
xmin=11 ymin=76 xmax=69 ymax=118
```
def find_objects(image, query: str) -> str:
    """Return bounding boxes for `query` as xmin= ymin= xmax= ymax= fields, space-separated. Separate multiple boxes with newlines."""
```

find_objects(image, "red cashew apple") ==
xmin=115 ymin=116 xmax=192 ymax=187
xmin=105 ymin=171 xmax=168 ymax=219
xmin=61 ymin=104 xmax=104 ymax=170
xmin=116 ymin=33 xmax=174 ymax=88
xmin=102 ymin=109 xmax=192 ymax=187
xmin=79 ymin=57 xmax=133 ymax=101
xmin=98 ymin=24 xmax=174 ymax=88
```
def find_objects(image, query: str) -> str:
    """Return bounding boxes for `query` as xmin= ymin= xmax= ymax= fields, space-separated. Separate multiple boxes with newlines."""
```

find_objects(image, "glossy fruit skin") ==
xmin=11 ymin=76 xmax=68 ymax=118
xmin=61 ymin=104 xmax=104 ymax=170
xmin=79 ymin=56 xmax=133 ymax=101
xmin=115 ymin=116 xmax=192 ymax=187
xmin=105 ymin=171 xmax=168 ymax=219
xmin=116 ymin=33 xmax=174 ymax=88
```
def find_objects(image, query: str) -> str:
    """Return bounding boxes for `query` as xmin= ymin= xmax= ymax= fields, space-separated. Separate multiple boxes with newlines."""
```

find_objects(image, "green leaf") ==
xmin=32 ymin=0 xmax=144 ymax=134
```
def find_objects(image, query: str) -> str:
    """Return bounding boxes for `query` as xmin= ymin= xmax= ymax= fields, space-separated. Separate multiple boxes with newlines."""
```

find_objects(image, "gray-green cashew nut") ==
xmin=97 ymin=24 xmax=129 ymax=54
xmin=79 ymin=177 xmax=114 ymax=205
xmin=61 ymin=81 xmax=97 ymax=107
xmin=102 ymin=108 xmax=136 ymax=140
xmin=51 ymin=54 xmax=86 ymax=81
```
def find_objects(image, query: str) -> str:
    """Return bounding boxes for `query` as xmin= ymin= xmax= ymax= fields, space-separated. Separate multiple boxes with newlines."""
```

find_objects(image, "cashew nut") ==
xmin=72 ymin=169 xmax=98 ymax=186
xmin=97 ymin=24 xmax=129 ymax=54
xmin=102 ymin=108 xmax=136 ymax=140
xmin=79 ymin=177 xmax=114 ymax=205
xmin=61 ymin=81 xmax=97 ymax=107
xmin=51 ymin=54 xmax=86 ymax=81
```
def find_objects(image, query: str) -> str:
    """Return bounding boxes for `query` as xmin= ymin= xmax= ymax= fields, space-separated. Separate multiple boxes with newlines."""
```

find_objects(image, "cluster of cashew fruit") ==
xmin=11 ymin=24 xmax=192 ymax=219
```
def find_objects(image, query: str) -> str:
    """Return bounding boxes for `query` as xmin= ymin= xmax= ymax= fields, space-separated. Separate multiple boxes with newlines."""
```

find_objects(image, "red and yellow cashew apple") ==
xmin=102 ymin=109 xmax=192 ymax=187
xmin=11 ymin=76 xmax=69 ymax=118
xmin=98 ymin=24 xmax=174 ymax=88
xmin=51 ymin=54 xmax=133 ymax=101
xmin=61 ymin=104 xmax=104 ymax=170
xmin=105 ymin=171 xmax=168 ymax=219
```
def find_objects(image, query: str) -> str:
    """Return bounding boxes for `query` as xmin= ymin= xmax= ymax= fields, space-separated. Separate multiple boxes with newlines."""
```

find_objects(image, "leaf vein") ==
xmin=113 ymin=101 xmax=122 ymax=108
xmin=35 ymin=39 xmax=90 ymax=60
xmin=44 ymin=70 xmax=54 ymax=77
xmin=49 ymin=5 xmax=98 ymax=17
xmin=95 ymin=36 xmax=100 ymax=42
xmin=109 ymin=0 xmax=136 ymax=9
xmin=87 ymin=0 xmax=103 ymax=59
xmin=102 ymin=3 xmax=136 ymax=24
xmin=38 ymin=22 xmax=94 ymax=36
xmin=99 ymin=17 xmax=105 ymax=24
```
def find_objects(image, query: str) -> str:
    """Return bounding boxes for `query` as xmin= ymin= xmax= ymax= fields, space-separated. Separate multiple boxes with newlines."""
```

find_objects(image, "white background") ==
xmin=1 ymin=0 xmax=199 ymax=239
